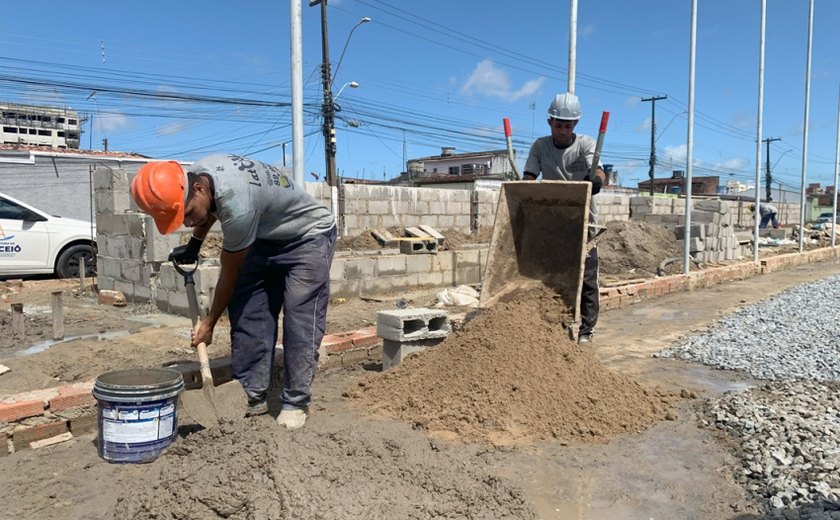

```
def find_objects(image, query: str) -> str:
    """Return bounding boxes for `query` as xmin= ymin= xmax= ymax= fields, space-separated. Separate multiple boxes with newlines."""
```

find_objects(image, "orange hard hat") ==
xmin=130 ymin=161 xmax=187 ymax=235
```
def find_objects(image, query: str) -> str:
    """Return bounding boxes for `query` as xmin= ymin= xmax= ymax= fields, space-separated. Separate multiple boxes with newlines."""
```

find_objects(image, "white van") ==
xmin=0 ymin=192 xmax=96 ymax=278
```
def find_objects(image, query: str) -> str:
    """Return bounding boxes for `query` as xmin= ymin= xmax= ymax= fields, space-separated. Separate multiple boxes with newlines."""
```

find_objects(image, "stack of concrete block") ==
xmin=94 ymin=168 xmax=179 ymax=301
xmin=377 ymin=308 xmax=451 ymax=370
xmin=594 ymin=193 xmax=630 ymax=223
xmin=630 ymin=196 xmax=675 ymax=219
xmin=690 ymin=199 xmax=742 ymax=263
xmin=663 ymin=200 xmax=742 ymax=263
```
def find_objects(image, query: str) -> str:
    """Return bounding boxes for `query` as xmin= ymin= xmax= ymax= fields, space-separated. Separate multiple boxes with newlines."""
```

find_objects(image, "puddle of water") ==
xmin=14 ymin=326 xmax=161 ymax=357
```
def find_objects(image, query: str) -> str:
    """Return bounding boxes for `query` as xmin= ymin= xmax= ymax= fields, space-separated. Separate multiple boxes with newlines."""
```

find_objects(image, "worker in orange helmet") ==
xmin=131 ymin=155 xmax=335 ymax=429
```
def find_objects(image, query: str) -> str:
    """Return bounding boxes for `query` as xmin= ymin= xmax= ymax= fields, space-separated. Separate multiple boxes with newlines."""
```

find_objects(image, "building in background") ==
xmin=404 ymin=147 xmax=514 ymax=181
xmin=638 ymin=170 xmax=720 ymax=195
xmin=1 ymin=103 xmax=83 ymax=149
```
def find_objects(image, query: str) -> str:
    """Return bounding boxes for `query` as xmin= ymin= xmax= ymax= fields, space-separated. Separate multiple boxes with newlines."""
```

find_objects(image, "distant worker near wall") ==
xmin=749 ymin=202 xmax=781 ymax=229
xmin=131 ymin=154 xmax=336 ymax=429
xmin=522 ymin=92 xmax=607 ymax=344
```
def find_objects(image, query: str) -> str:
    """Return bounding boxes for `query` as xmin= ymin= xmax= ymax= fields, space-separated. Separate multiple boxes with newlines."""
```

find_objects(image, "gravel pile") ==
xmin=655 ymin=274 xmax=840 ymax=515
xmin=655 ymin=274 xmax=840 ymax=381
xmin=707 ymin=380 xmax=840 ymax=515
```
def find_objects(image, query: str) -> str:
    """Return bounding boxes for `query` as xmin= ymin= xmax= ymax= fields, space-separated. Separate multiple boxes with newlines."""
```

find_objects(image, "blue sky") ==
xmin=1 ymin=0 xmax=839 ymax=190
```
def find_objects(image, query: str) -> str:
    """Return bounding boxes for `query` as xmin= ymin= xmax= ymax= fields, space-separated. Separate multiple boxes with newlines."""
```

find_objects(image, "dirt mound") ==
xmin=336 ymin=230 xmax=380 ymax=251
xmin=115 ymin=417 xmax=536 ymax=519
xmin=347 ymin=289 xmax=672 ymax=445
xmin=598 ymin=220 xmax=681 ymax=278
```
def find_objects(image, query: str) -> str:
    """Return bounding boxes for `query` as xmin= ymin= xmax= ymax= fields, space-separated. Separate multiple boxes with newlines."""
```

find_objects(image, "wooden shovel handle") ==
xmin=196 ymin=341 xmax=214 ymax=387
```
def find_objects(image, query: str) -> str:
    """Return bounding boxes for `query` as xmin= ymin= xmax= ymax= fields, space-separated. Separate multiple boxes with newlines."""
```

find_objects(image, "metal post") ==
xmin=316 ymin=0 xmax=336 ymax=188
xmin=642 ymin=96 xmax=667 ymax=196
xmin=753 ymin=0 xmax=766 ymax=262
xmin=683 ymin=0 xmax=697 ymax=275
xmin=290 ymin=0 xmax=305 ymax=187
xmin=568 ymin=0 xmax=577 ymax=95
xmin=52 ymin=291 xmax=64 ymax=340
xmin=799 ymin=0 xmax=814 ymax=253
xmin=832 ymin=84 xmax=840 ymax=248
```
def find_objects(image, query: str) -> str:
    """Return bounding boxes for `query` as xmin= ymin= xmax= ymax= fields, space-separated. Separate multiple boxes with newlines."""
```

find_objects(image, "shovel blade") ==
xmin=179 ymin=380 xmax=247 ymax=428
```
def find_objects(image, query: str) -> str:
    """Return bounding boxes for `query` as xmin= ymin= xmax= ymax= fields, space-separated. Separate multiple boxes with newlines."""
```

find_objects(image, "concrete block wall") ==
xmin=595 ymin=193 xmax=631 ymax=223
xmin=631 ymin=197 xmax=744 ymax=263
xmin=329 ymin=249 xmax=487 ymax=299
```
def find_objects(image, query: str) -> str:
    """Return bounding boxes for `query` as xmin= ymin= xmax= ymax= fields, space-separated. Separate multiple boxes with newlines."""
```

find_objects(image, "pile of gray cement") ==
xmin=115 ymin=416 xmax=536 ymax=519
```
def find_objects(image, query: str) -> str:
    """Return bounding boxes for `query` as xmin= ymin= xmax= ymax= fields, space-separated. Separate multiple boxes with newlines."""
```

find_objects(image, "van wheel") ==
xmin=56 ymin=244 xmax=96 ymax=279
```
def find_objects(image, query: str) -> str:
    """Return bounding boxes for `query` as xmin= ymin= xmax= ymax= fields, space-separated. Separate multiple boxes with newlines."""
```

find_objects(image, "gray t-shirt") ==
xmin=524 ymin=134 xmax=599 ymax=223
xmin=188 ymin=154 xmax=335 ymax=252
xmin=758 ymin=203 xmax=778 ymax=217
xmin=524 ymin=134 xmax=596 ymax=181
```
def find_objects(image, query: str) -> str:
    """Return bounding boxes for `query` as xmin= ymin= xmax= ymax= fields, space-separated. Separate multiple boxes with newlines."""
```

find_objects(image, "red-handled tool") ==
xmin=503 ymin=117 xmax=521 ymax=180
xmin=590 ymin=111 xmax=610 ymax=178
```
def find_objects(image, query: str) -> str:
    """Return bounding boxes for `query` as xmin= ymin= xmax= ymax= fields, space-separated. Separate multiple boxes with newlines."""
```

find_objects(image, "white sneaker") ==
xmin=277 ymin=407 xmax=308 ymax=429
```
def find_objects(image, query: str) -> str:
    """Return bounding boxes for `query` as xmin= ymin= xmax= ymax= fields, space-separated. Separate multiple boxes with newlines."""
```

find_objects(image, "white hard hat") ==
xmin=547 ymin=93 xmax=581 ymax=121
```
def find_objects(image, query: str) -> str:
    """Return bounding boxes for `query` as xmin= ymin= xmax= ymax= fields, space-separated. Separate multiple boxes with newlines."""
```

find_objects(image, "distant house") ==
xmin=638 ymin=170 xmax=719 ymax=195
xmin=406 ymin=147 xmax=514 ymax=178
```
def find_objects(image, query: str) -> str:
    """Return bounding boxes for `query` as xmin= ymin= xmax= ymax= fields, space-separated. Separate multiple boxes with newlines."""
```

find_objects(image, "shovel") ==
xmin=174 ymin=260 xmax=247 ymax=427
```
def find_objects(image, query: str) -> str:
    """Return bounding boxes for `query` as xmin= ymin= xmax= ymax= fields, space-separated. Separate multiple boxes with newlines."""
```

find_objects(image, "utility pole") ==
xmin=312 ymin=0 xmax=337 ymax=188
xmin=763 ymin=137 xmax=781 ymax=201
xmin=641 ymin=95 xmax=667 ymax=196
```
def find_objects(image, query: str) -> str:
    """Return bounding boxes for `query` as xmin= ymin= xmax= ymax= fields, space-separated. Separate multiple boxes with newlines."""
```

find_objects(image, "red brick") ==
xmin=49 ymin=386 xmax=95 ymax=412
xmin=69 ymin=413 xmax=98 ymax=435
xmin=321 ymin=334 xmax=353 ymax=353
xmin=347 ymin=330 xmax=379 ymax=348
xmin=98 ymin=289 xmax=126 ymax=307
xmin=0 ymin=399 xmax=45 ymax=422
xmin=12 ymin=420 xmax=69 ymax=450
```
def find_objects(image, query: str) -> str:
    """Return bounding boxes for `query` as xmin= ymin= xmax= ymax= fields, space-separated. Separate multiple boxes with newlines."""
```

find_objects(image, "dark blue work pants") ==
xmin=579 ymin=246 xmax=600 ymax=336
xmin=228 ymin=226 xmax=336 ymax=409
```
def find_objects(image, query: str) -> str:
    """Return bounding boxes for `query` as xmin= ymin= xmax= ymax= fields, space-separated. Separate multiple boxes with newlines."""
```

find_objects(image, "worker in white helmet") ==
xmin=523 ymin=92 xmax=606 ymax=344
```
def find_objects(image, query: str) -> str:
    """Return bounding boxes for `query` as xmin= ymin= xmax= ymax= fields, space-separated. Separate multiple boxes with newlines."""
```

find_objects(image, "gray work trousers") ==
xmin=228 ymin=226 xmax=336 ymax=409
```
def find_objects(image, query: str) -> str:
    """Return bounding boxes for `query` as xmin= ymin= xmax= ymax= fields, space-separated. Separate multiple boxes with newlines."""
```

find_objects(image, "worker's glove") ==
xmin=584 ymin=174 xmax=603 ymax=195
xmin=169 ymin=236 xmax=203 ymax=264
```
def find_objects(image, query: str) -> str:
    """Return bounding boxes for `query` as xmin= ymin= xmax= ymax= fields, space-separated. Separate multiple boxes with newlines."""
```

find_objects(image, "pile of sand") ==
xmin=347 ymin=288 xmax=672 ymax=445
xmin=598 ymin=220 xmax=681 ymax=278
xmin=115 ymin=418 xmax=536 ymax=519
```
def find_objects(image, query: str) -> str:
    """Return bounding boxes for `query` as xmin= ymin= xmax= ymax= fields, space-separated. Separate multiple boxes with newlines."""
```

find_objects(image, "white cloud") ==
xmin=461 ymin=59 xmax=545 ymax=102
xmin=156 ymin=121 xmax=190 ymax=136
xmin=98 ymin=111 xmax=130 ymax=132
xmin=624 ymin=96 xmax=641 ymax=108
xmin=663 ymin=143 xmax=687 ymax=165
xmin=713 ymin=157 xmax=750 ymax=172
xmin=581 ymin=24 xmax=595 ymax=37
xmin=636 ymin=117 xmax=652 ymax=133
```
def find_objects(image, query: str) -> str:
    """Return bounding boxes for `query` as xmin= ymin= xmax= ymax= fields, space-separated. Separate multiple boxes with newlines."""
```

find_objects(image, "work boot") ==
xmin=245 ymin=399 xmax=268 ymax=417
xmin=277 ymin=407 xmax=308 ymax=429
xmin=578 ymin=333 xmax=593 ymax=345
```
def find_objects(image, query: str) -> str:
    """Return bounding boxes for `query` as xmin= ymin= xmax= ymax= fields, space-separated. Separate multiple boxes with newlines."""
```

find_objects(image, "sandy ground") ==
xmin=2 ymin=260 xmax=840 ymax=518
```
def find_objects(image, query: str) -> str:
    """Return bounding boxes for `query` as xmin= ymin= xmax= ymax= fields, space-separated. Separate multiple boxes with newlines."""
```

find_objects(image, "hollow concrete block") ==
xmin=376 ymin=308 xmax=450 ymax=342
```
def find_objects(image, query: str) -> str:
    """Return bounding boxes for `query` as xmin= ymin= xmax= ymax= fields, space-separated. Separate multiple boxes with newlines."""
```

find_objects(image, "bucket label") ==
xmin=102 ymin=408 xmax=117 ymax=420
xmin=103 ymin=418 xmax=161 ymax=444
xmin=161 ymin=404 xmax=175 ymax=416
xmin=159 ymin=414 xmax=174 ymax=438
xmin=118 ymin=410 xmax=139 ymax=421
xmin=139 ymin=408 xmax=159 ymax=420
